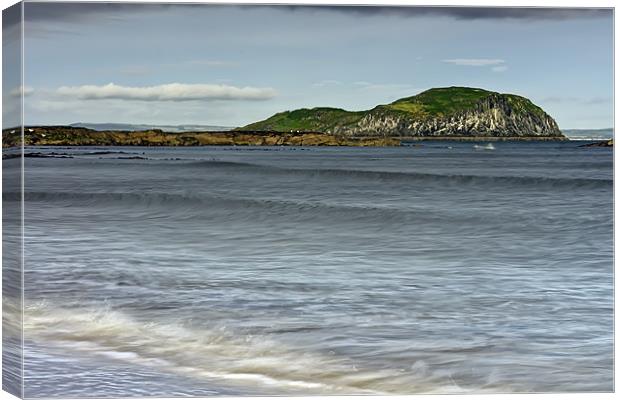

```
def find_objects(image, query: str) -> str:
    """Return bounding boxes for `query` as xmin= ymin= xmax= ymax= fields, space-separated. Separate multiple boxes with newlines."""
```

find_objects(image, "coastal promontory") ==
xmin=2 ymin=87 xmax=567 ymax=148
xmin=240 ymin=87 xmax=564 ymax=139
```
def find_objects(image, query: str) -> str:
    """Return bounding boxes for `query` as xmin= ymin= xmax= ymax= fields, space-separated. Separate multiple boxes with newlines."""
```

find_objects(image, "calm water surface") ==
xmin=3 ymin=142 xmax=613 ymax=396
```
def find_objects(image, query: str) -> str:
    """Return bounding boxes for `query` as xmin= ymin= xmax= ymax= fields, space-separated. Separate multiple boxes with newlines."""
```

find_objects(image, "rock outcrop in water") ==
xmin=579 ymin=139 xmax=614 ymax=148
xmin=240 ymin=87 xmax=565 ymax=139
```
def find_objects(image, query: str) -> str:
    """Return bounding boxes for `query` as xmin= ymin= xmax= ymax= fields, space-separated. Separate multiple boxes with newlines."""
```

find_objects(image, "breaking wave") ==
xmin=22 ymin=302 xmax=473 ymax=394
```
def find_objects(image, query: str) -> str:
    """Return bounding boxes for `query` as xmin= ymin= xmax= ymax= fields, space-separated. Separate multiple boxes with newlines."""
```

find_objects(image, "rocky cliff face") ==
xmin=334 ymin=93 xmax=562 ymax=137
xmin=241 ymin=87 xmax=566 ymax=139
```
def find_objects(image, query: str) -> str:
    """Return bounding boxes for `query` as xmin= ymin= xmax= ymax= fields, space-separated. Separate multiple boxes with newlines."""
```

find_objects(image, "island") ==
xmin=2 ymin=87 xmax=567 ymax=148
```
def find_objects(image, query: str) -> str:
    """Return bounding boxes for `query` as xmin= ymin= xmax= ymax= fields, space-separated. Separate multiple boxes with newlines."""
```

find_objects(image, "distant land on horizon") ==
xmin=561 ymin=128 xmax=614 ymax=140
xmin=69 ymin=122 xmax=234 ymax=133
xmin=7 ymin=87 xmax=611 ymax=147
xmin=67 ymin=122 xmax=612 ymax=140
xmin=238 ymin=87 xmax=565 ymax=139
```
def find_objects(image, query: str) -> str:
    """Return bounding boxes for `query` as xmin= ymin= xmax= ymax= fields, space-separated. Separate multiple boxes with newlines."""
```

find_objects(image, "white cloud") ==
xmin=491 ymin=65 xmax=509 ymax=72
xmin=55 ymin=83 xmax=277 ymax=101
xmin=585 ymin=97 xmax=612 ymax=105
xmin=443 ymin=58 xmax=505 ymax=67
xmin=10 ymin=85 xmax=35 ymax=97
xmin=312 ymin=80 xmax=342 ymax=87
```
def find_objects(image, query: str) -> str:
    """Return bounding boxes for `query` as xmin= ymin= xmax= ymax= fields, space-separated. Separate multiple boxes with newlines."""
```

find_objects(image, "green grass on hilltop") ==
xmin=240 ymin=86 xmax=552 ymax=132
xmin=390 ymin=87 xmax=495 ymax=117
xmin=241 ymin=107 xmax=365 ymax=132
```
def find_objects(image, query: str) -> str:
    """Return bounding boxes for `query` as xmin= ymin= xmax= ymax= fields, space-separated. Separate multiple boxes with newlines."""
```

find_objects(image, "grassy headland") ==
xmin=238 ymin=86 xmax=564 ymax=139
xmin=2 ymin=87 xmax=567 ymax=147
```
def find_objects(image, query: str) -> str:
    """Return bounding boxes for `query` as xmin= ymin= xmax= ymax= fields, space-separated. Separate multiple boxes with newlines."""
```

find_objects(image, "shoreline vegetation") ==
xmin=0 ymin=126 xmax=570 ymax=148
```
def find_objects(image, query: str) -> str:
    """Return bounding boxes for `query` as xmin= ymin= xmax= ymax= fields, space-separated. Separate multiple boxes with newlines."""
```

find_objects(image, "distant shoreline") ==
xmin=2 ymin=126 xmax=570 ymax=148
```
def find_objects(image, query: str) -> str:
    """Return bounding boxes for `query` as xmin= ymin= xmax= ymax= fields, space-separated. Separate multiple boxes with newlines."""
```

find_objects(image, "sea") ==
xmin=2 ymin=141 xmax=614 ymax=397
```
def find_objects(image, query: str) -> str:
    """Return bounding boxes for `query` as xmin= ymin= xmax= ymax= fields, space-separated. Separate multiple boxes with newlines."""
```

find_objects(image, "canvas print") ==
xmin=1 ymin=2 xmax=614 ymax=397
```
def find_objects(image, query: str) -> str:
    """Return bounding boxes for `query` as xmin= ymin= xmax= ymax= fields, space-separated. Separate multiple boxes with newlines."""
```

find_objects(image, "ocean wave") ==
xmin=178 ymin=160 xmax=612 ymax=189
xmin=8 ymin=190 xmax=410 ymax=216
xmin=22 ymin=302 xmax=471 ymax=394
xmin=5 ymin=190 xmax=610 ymax=231
xmin=7 ymin=191 xmax=454 ymax=226
xmin=3 ymin=297 xmax=23 ymax=397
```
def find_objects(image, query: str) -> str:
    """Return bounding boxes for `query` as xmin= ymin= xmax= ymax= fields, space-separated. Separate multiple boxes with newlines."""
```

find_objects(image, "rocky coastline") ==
xmin=2 ymin=87 xmax=571 ymax=148
xmin=1 ymin=127 xmax=401 ymax=148
xmin=2 ymin=126 xmax=571 ymax=149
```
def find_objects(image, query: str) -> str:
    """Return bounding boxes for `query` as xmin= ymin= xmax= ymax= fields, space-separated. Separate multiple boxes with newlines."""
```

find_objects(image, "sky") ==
xmin=2 ymin=3 xmax=614 ymax=129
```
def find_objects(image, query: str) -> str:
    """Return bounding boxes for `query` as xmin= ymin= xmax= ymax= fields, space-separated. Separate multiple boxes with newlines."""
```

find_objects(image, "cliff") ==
xmin=240 ymin=87 xmax=565 ymax=139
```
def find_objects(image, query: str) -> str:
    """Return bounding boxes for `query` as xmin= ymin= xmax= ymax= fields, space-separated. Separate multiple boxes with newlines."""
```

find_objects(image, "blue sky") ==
xmin=4 ymin=3 xmax=614 ymax=129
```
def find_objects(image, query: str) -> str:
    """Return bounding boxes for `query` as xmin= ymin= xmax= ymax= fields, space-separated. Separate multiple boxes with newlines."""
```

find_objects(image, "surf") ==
xmin=21 ymin=301 xmax=485 ymax=395
xmin=473 ymin=143 xmax=495 ymax=150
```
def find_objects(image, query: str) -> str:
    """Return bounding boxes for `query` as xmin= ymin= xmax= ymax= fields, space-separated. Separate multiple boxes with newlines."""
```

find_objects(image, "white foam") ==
xmin=23 ymin=301 xmax=508 ymax=395
xmin=22 ymin=303 xmax=390 ymax=394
